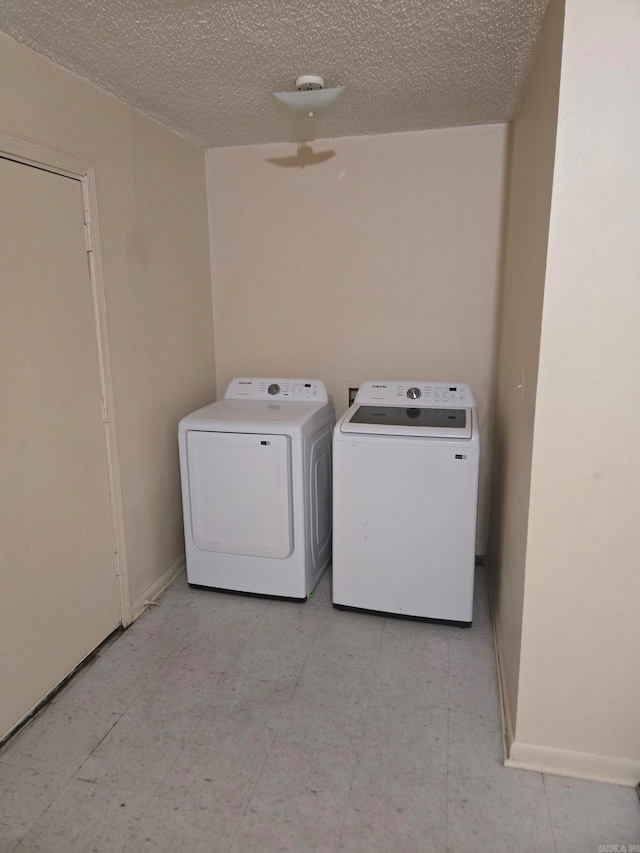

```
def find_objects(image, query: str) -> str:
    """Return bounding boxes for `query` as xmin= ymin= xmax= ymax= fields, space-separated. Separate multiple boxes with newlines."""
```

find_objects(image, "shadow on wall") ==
xmin=487 ymin=410 xmax=507 ymax=612
xmin=266 ymin=143 xmax=336 ymax=168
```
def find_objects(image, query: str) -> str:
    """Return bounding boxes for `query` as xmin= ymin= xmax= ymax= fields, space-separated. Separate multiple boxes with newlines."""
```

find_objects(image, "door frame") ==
xmin=0 ymin=132 xmax=132 ymax=627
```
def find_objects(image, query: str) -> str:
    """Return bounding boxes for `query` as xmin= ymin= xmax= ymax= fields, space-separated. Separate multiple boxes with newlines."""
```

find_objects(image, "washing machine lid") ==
xmin=340 ymin=404 xmax=473 ymax=439
xmin=339 ymin=379 xmax=475 ymax=438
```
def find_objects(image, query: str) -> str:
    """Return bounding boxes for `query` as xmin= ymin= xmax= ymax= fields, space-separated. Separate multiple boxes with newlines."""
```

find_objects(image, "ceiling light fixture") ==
xmin=272 ymin=75 xmax=345 ymax=119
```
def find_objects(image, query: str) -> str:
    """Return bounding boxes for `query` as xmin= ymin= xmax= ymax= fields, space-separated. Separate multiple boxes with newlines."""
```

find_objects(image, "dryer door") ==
xmin=186 ymin=431 xmax=292 ymax=558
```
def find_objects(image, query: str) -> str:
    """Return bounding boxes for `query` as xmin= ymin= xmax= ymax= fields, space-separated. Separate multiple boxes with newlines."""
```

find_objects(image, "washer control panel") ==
xmin=224 ymin=378 xmax=328 ymax=403
xmin=354 ymin=381 xmax=475 ymax=408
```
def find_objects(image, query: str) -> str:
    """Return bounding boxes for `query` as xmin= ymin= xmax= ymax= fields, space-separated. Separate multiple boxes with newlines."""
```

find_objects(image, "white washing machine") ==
xmin=332 ymin=380 xmax=480 ymax=625
xmin=179 ymin=378 xmax=334 ymax=600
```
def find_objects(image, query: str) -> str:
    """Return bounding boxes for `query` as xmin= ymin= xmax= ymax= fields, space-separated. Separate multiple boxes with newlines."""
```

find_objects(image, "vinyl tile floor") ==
xmin=1 ymin=566 xmax=638 ymax=852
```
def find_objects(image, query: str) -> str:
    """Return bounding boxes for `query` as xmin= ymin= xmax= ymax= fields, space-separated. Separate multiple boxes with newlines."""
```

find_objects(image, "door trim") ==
xmin=0 ymin=132 xmax=131 ymax=626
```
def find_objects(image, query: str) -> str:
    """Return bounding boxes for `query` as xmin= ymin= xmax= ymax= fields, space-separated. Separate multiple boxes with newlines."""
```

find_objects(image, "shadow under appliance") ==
xmin=332 ymin=380 xmax=480 ymax=625
xmin=179 ymin=378 xmax=334 ymax=600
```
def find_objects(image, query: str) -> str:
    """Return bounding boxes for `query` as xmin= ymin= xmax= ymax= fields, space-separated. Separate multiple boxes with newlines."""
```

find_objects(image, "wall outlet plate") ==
xmin=341 ymin=380 xmax=362 ymax=412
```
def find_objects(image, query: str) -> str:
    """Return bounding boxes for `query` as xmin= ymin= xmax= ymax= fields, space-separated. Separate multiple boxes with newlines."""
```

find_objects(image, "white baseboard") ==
xmin=507 ymin=741 xmax=640 ymax=787
xmin=129 ymin=555 xmax=186 ymax=622
xmin=484 ymin=555 xmax=515 ymax=762
xmin=484 ymin=552 xmax=516 ymax=764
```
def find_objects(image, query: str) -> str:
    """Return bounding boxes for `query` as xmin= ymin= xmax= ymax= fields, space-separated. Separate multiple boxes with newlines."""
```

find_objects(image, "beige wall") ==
xmin=206 ymin=125 xmax=508 ymax=550
xmin=510 ymin=0 xmax=640 ymax=785
xmin=490 ymin=0 xmax=564 ymax=748
xmin=0 ymin=32 xmax=216 ymax=613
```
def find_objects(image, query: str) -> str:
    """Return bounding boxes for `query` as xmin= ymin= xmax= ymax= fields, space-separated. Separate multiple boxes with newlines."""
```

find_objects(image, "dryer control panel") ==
xmin=224 ymin=378 xmax=329 ymax=403
xmin=354 ymin=381 xmax=475 ymax=408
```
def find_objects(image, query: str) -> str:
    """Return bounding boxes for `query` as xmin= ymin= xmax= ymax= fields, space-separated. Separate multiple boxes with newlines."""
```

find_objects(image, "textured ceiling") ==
xmin=0 ymin=0 xmax=550 ymax=148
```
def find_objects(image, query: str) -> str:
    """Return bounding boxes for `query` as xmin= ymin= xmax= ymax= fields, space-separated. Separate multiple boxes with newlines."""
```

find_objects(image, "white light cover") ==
xmin=272 ymin=87 xmax=345 ymax=119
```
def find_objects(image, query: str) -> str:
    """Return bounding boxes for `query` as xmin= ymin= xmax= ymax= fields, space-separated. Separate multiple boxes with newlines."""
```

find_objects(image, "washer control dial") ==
xmin=407 ymin=387 xmax=421 ymax=400
xmin=268 ymin=383 xmax=281 ymax=396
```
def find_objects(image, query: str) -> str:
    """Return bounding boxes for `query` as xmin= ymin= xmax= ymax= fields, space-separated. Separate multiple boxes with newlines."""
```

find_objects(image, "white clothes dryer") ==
xmin=179 ymin=378 xmax=334 ymax=600
xmin=332 ymin=380 xmax=480 ymax=625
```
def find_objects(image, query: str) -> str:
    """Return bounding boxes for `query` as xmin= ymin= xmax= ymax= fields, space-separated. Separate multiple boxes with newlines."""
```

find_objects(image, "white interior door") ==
xmin=0 ymin=156 xmax=120 ymax=739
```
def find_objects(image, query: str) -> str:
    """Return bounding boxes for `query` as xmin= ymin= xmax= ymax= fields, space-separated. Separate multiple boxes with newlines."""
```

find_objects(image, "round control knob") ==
xmin=268 ymin=383 xmax=281 ymax=396
xmin=407 ymin=387 xmax=421 ymax=400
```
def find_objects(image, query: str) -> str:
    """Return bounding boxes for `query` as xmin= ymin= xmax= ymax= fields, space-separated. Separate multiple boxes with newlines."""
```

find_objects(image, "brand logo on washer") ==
xmin=372 ymin=384 xmax=388 ymax=388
